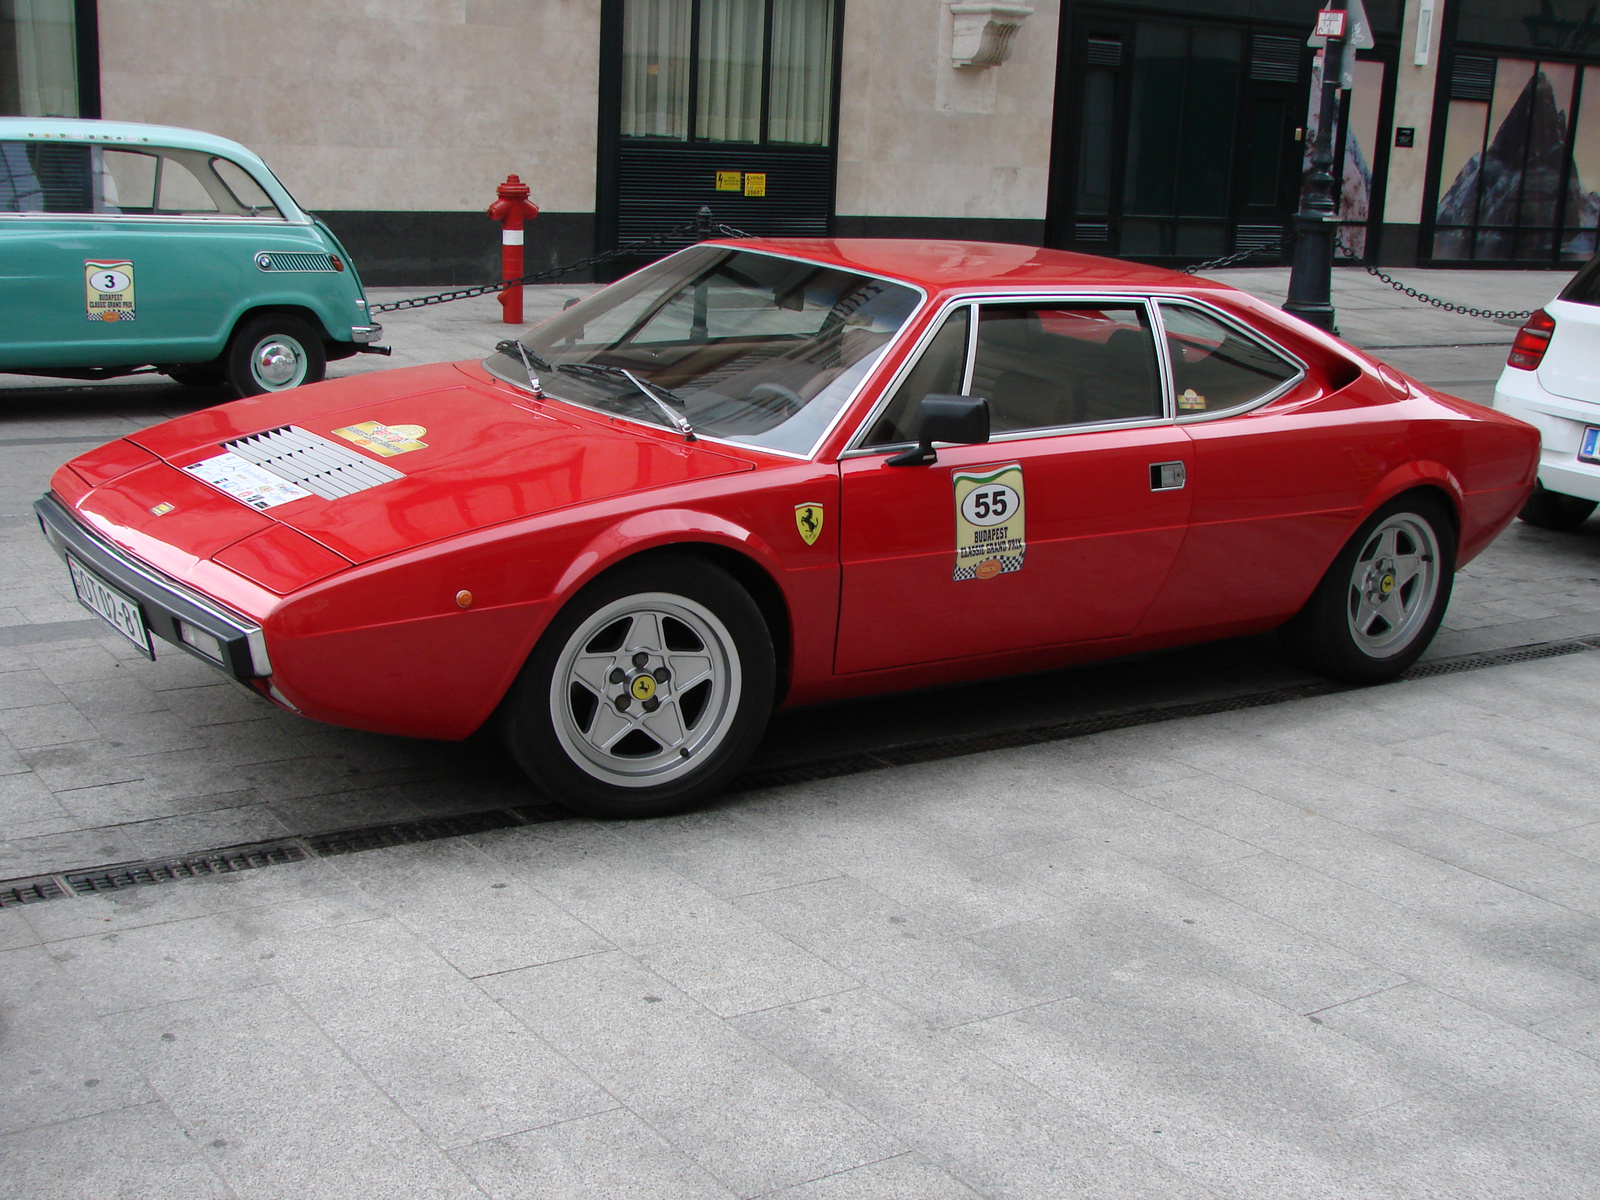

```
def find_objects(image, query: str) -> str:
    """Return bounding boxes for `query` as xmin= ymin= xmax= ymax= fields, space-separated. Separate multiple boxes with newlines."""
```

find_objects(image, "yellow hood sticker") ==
xmin=333 ymin=421 xmax=428 ymax=457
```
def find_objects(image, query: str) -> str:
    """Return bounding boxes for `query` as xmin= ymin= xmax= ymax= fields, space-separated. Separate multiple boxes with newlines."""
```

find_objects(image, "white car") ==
xmin=1492 ymin=264 xmax=1600 ymax=530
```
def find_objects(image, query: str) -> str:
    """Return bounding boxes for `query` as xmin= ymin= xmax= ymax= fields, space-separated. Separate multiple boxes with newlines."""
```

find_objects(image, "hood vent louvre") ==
xmin=224 ymin=426 xmax=403 ymax=499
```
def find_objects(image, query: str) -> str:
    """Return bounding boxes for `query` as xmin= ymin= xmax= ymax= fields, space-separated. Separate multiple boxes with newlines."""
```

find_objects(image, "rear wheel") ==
xmin=224 ymin=315 xmax=326 ymax=397
xmin=1518 ymin=482 xmax=1597 ymax=531
xmin=502 ymin=557 xmax=775 ymax=818
xmin=1280 ymin=493 xmax=1456 ymax=684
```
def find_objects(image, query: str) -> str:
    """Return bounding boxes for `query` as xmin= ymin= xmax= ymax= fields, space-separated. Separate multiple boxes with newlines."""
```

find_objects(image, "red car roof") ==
xmin=721 ymin=237 xmax=1215 ymax=293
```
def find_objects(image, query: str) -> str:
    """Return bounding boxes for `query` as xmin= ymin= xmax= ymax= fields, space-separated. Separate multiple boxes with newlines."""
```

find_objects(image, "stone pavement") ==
xmin=2 ymin=264 xmax=1599 ymax=1197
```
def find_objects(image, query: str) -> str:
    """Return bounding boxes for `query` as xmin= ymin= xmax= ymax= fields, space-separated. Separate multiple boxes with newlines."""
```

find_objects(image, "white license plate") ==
xmin=66 ymin=555 xmax=153 ymax=658
xmin=1581 ymin=425 xmax=1600 ymax=465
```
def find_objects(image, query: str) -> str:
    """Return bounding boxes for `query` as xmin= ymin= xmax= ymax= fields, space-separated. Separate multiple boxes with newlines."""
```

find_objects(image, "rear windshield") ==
xmin=1560 ymin=253 xmax=1600 ymax=305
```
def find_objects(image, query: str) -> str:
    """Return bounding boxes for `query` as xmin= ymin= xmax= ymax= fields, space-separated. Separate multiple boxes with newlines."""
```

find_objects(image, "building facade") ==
xmin=4 ymin=0 xmax=1597 ymax=282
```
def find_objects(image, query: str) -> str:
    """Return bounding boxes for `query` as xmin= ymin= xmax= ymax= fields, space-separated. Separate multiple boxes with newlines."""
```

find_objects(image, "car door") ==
xmin=835 ymin=296 xmax=1194 ymax=674
xmin=1133 ymin=299 xmax=1353 ymax=636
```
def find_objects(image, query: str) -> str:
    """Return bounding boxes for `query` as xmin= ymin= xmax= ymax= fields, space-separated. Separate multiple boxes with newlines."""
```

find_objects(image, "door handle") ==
xmin=1149 ymin=461 xmax=1186 ymax=491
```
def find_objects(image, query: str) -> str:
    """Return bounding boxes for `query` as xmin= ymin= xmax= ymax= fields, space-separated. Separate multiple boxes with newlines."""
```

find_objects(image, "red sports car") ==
xmin=37 ymin=240 xmax=1538 ymax=816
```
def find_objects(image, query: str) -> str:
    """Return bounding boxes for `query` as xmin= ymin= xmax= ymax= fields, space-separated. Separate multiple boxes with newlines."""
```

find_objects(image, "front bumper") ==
xmin=34 ymin=494 xmax=272 ymax=681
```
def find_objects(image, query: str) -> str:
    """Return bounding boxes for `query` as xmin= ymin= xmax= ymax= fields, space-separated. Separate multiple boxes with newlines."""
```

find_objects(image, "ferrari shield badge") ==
xmin=794 ymin=502 xmax=824 ymax=546
xmin=952 ymin=463 xmax=1025 ymax=581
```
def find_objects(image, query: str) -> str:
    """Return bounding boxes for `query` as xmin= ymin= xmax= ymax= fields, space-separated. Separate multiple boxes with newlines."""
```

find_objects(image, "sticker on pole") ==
xmin=85 ymin=260 xmax=135 ymax=322
xmin=952 ymin=463 xmax=1025 ymax=581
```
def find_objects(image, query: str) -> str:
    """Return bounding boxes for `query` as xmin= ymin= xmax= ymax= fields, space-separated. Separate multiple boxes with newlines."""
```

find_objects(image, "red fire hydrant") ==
xmin=488 ymin=174 xmax=540 ymax=324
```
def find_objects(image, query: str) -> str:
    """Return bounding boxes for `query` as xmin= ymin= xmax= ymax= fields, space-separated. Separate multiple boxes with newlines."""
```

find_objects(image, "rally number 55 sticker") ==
xmin=952 ymin=463 xmax=1026 ymax=581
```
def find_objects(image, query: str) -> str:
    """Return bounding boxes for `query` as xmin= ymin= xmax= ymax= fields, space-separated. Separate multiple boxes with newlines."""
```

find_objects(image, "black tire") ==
xmin=502 ymin=556 xmax=776 ymax=818
xmin=224 ymin=315 xmax=326 ymax=397
xmin=1517 ymin=482 xmax=1597 ymax=531
xmin=1279 ymin=492 xmax=1457 ymax=684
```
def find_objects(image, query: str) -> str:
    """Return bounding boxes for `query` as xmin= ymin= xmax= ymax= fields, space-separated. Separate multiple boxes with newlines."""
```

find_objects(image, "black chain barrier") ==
xmin=371 ymin=210 xmax=1532 ymax=326
xmin=368 ymin=209 xmax=753 ymax=315
xmin=1184 ymin=234 xmax=1534 ymax=324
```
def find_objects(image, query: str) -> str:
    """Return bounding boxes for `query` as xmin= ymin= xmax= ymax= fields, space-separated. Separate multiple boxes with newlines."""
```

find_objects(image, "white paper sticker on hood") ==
xmin=184 ymin=452 xmax=313 ymax=510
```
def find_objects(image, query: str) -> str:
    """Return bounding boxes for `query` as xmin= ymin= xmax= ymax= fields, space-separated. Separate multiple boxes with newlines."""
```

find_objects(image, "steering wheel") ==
xmin=747 ymin=383 xmax=805 ymax=418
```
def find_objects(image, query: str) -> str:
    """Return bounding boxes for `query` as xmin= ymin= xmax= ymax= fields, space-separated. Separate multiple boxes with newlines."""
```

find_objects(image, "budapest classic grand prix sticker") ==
xmin=952 ymin=463 xmax=1025 ymax=581
xmin=85 ymin=260 xmax=135 ymax=322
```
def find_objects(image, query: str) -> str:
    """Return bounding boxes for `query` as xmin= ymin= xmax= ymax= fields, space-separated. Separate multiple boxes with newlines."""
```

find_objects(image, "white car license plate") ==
xmin=66 ymin=555 xmax=153 ymax=658
xmin=1581 ymin=425 xmax=1600 ymax=465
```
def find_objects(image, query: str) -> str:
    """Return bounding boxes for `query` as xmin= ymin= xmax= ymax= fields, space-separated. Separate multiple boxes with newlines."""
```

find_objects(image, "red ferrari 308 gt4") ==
xmin=37 ymin=240 xmax=1539 ymax=816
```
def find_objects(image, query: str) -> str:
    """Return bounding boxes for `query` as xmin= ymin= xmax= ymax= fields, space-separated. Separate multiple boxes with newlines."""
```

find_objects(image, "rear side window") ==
xmin=1158 ymin=303 xmax=1299 ymax=415
xmin=211 ymin=157 xmax=281 ymax=216
xmin=1560 ymin=252 xmax=1600 ymax=305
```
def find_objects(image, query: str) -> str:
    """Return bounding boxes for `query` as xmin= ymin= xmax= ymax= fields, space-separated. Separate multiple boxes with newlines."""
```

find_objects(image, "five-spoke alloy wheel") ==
xmin=504 ymin=557 xmax=775 ymax=817
xmin=1281 ymin=492 xmax=1456 ymax=683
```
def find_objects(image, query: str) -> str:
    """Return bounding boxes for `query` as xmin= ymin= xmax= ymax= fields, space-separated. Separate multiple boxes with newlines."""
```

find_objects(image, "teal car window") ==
xmin=210 ymin=157 xmax=280 ymax=217
xmin=101 ymin=150 xmax=156 ymax=212
xmin=156 ymin=157 xmax=219 ymax=213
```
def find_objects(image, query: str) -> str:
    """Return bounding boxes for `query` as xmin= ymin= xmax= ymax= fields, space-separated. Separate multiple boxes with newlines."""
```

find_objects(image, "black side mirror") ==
xmin=886 ymin=394 xmax=990 ymax=466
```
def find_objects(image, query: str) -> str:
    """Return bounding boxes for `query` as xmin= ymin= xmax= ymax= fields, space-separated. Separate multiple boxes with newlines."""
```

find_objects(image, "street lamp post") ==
xmin=1284 ymin=2 xmax=1348 ymax=333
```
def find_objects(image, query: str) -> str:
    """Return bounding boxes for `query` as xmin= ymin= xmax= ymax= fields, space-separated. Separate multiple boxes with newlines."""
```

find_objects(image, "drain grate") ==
xmin=1 ymin=877 xmax=67 ymax=908
xmin=68 ymin=841 xmax=308 ymax=895
xmin=1399 ymin=639 xmax=1591 ymax=679
xmin=3 ymin=635 xmax=1595 ymax=906
xmin=305 ymin=805 xmax=566 ymax=857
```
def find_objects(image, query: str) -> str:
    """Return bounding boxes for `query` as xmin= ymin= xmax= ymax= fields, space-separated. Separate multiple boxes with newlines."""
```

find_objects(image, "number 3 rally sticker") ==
xmin=953 ymin=463 xmax=1025 ymax=581
xmin=85 ymin=260 xmax=135 ymax=322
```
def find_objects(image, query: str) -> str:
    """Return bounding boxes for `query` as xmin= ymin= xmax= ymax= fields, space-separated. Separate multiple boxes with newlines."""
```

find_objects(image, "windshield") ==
xmin=485 ymin=245 xmax=922 ymax=455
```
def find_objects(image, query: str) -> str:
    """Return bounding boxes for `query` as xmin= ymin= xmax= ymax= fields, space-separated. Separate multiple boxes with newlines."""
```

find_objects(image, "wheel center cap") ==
xmin=257 ymin=344 xmax=298 ymax=384
xmin=1379 ymin=572 xmax=1395 ymax=596
xmin=630 ymin=674 xmax=657 ymax=702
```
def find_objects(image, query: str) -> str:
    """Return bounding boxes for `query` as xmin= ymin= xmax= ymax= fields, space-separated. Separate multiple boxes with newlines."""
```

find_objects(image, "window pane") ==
xmin=622 ymin=0 xmax=691 ymax=139
xmin=698 ymin=0 xmax=764 ymax=143
xmin=1566 ymin=65 xmax=1600 ymax=259
xmin=768 ymin=0 xmax=833 ymax=145
xmin=972 ymin=304 xmax=1162 ymax=433
xmin=1177 ymin=27 xmax=1240 ymax=218
xmin=98 ymin=149 xmax=156 ymax=212
xmin=1159 ymin=303 xmax=1296 ymax=413
xmin=0 ymin=141 xmax=43 ymax=210
xmin=1435 ymin=99 xmax=1489 ymax=227
xmin=1 ymin=0 xmax=79 ymax=117
xmin=1076 ymin=65 xmax=1117 ymax=215
xmin=865 ymin=306 xmax=971 ymax=446
xmin=211 ymin=157 xmax=280 ymax=215
xmin=1124 ymin=22 xmax=1186 ymax=216
xmin=156 ymin=156 xmax=219 ymax=213
xmin=17 ymin=140 xmax=90 ymax=211
xmin=1520 ymin=61 xmax=1573 ymax=232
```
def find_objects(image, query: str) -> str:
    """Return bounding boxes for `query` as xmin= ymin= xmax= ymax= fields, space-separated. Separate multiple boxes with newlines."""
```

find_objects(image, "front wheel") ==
xmin=1280 ymin=493 xmax=1456 ymax=684
xmin=502 ymin=557 xmax=775 ymax=818
xmin=224 ymin=315 xmax=326 ymax=397
xmin=1518 ymin=482 xmax=1597 ymax=531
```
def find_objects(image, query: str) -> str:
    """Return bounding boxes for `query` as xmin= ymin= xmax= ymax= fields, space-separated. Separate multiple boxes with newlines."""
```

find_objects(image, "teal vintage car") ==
xmin=0 ymin=118 xmax=386 ymax=395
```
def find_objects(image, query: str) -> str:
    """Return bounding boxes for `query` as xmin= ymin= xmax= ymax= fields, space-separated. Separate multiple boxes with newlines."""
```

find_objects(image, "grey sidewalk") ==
xmin=2 ymin=651 xmax=1599 ymax=1198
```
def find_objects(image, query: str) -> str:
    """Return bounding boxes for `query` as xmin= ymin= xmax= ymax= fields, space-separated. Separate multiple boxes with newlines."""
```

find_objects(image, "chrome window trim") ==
xmin=842 ymin=291 xmax=1172 ymax=457
xmin=483 ymin=244 xmax=930 ymax=462
xmin=0 ymin=211 xmax=300 ymax=225
xmin=1150 ymin=295 xmax=1307 ymax=423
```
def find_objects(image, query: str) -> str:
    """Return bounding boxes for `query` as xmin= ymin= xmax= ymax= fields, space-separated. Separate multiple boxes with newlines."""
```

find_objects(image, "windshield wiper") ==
xmin=494 ymin=339 xmax=552 ymax=397
xmin=555 ymin=362 xmax=696 ymax=441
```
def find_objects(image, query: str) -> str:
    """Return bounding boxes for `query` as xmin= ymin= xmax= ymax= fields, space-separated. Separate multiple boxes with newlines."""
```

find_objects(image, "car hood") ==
xmin=118 ymin=362 xmax=758 ymax=564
